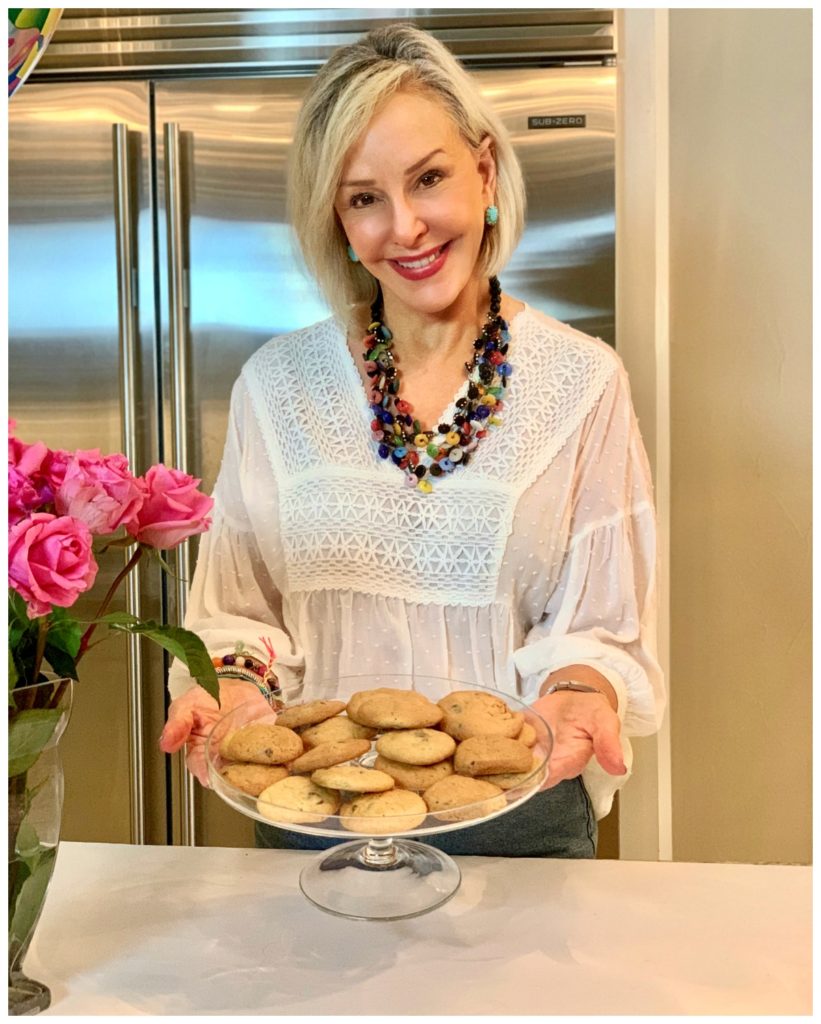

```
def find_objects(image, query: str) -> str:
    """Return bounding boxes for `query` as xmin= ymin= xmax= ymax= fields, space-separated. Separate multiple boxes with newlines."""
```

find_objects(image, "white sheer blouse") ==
xmin=168 ymin=305 xmax=665 ymax=818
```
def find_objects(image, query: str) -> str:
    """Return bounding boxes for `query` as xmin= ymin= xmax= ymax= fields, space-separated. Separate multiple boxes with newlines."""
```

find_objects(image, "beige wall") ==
xmin=618 ymin=9 xmax=812 ymax=864
xmin=615 ymin=9 xmax=671 ymax=860
xmin=667 ymin=10 xmax=812 ymax=863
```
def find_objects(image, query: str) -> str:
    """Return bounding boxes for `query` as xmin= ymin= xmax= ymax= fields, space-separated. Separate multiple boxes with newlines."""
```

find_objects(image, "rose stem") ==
xmin=77 ymin=545 xmax=144 ymax=660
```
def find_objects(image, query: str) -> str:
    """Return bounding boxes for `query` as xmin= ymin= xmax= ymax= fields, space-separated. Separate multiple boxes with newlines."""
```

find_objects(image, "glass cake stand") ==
xmin=205 ymin=674 xmax=552 ymax=922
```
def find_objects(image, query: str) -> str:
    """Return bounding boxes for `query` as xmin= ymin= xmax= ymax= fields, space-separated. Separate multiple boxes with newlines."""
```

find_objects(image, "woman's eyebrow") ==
xmin=404 ymin=147 xmax=446 ymax=175
xmin=339 ymin=148 xmax=446 ymax=189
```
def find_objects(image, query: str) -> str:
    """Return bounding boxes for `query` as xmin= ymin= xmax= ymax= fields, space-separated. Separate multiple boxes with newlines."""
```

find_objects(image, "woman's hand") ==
xmin=533 ymin=690 xmax=626 ymax=789
xmin=159 ymin=678 xmax=276 ymax=787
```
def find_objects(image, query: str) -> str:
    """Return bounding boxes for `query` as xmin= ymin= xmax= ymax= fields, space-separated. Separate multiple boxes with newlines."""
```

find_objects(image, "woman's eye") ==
xmin=419 ymin=170 xmax=443 ymax=188
xmin=349 ymin=192 xmax=375 ymax=209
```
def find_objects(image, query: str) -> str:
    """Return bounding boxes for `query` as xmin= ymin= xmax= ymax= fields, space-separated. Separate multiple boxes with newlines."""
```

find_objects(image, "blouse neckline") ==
xmin=334 ymin=303 xmax=531 ymax=457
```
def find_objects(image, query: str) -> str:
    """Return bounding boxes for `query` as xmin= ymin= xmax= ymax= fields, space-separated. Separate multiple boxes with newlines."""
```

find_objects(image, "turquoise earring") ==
xmin=347 ymin=244 xmax=360 ymax=263
xmin=485 ymin=205 xmax=499 ymax=227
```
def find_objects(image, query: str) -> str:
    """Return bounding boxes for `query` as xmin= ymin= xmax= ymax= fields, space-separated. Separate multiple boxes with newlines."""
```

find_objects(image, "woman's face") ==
xmin=334 ymin=88 xmax=496 ymax=320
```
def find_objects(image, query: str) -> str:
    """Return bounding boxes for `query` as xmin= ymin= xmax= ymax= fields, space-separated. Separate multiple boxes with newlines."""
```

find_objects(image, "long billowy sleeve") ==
xmin=513 ymin=364 xmax=665 ymax=816
xmin=166 ymin=376 xmax=304 ymax=701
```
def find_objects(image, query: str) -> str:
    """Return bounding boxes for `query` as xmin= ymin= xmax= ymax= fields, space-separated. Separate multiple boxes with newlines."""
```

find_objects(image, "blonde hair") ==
xmin=288 ymin=23 xmax=525 ymax=326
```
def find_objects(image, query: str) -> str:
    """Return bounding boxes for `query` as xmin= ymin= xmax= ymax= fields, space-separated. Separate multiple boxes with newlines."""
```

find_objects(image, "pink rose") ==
xmin=8 ymin=426 xmax=71 ymax=507
xmin=127 ymin=465 xmax=213 ymax=550
xmin=41 ymin=447 xmax=72 ymax=494
xmin=8 ymin=467 xmax=42 ymax=525
xmin=55 ymin=449 xmax=145 ymax=536
xmin=11 ymin=438 xmax=50 ymax=477
xmin=8 ymin=513 xmax=98 ymax=619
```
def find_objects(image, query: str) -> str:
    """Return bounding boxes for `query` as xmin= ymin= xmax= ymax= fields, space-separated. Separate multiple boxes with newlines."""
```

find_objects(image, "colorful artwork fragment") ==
xmin=9 ymin=8 xmax=62 ymax=98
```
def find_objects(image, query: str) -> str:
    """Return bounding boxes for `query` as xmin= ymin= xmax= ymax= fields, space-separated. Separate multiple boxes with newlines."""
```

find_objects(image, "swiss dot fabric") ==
xmin=168 ymin=306 xmax=665 ymax=818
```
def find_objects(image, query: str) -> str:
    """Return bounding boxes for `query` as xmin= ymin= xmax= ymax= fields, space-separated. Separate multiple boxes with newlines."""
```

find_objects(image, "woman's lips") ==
xmin=389 ymin=242 xmax=451 ymax=281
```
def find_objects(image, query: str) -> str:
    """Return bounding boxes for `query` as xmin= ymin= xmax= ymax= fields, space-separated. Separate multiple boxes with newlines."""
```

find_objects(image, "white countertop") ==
xmin=27 ymin=841 xmax=810 ymax=1016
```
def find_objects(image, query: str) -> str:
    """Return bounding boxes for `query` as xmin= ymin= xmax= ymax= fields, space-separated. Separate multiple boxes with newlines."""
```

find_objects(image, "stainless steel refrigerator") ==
xmin=8 ymin=8 xmax=617 ymax=849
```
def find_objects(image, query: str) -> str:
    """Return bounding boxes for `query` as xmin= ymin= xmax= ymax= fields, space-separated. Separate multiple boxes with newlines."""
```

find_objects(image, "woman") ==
xmin=160 ymin=24 xmax=665 ymax=858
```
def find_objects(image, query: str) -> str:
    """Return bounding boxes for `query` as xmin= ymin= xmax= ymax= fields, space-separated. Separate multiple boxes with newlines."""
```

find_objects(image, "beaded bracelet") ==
xmin=211 ymin=654 xmax=282 ymax=705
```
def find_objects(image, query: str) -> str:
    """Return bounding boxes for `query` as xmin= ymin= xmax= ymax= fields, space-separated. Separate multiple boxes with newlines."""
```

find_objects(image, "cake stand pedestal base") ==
xmin=299 ymin=837 xmax=461 ymax=921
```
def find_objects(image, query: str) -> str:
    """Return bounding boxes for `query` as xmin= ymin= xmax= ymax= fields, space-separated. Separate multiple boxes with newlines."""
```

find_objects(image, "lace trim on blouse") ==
xmin=242 ymin=309 xmax=617 ymax=607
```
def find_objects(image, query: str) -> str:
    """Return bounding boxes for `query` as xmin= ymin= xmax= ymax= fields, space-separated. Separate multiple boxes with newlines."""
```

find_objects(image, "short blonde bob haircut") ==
xmin=288 ymin=23 xmax=526 ymax=326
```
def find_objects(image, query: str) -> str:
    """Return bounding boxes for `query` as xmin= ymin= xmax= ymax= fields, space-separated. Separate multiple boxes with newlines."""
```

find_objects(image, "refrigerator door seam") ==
xmin=112 ymin=122 xmax=147 ymax=845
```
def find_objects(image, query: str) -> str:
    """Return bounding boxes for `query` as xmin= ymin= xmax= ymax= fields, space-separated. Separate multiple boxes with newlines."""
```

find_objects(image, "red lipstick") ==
xmin=388 ymin=241 xmax=451 ymax=281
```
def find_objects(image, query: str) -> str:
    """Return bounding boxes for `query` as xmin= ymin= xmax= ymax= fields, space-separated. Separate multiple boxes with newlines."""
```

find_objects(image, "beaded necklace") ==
xmin=364 ymin=276 xmax=512 ymax=493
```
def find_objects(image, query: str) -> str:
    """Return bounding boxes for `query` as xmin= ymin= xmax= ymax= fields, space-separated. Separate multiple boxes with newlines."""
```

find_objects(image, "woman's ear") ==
xmin=476 ymin=135 xmax=498 ymax=204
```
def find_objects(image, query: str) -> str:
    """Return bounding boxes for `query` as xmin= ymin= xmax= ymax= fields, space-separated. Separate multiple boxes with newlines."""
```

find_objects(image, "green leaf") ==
xmin=8 ymin=595 xmax=82 ymax=688
xmin=8 ymin=614 xmax=25 ymax=649
xmin=10 ymin=646 xmax=34 ymax=689
xmin=9 ymin=648 xmax=19 ymax=700
xmin=15 ymin=820 xmax=42 ymax=861
xmin=22 ymin=774 xmax=49 ymax=814
xmin=9 ymin=846 xmax=57 ymax=949
xmin=140 ymin=544 xmax=186 ymax=582
xmin=8 ymin=593 xmax=39 ymax=669
xmin=45 ymin=608 xmax=83 ymax=658
xmin=8 ymin=709 xmax=62 ymax=777
xmin=109 ymin=621 xmax=219 ymax=704
xmin=8 ymin=588 xmax=32 ymax=629
xmin=153 ymin=548 xmax=182 ymax=580
xmin=43 ymin=642 xmax=78 ymax=681
xmin=80 ymin=611 xmax=140 ymax=627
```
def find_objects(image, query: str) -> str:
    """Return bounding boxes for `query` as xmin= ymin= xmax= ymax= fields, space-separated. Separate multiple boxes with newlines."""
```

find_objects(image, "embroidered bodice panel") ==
xmin=169 ymin=306 xmax=664 ymax=819
xmin=242 ymin=307 xmax=618 ymax=608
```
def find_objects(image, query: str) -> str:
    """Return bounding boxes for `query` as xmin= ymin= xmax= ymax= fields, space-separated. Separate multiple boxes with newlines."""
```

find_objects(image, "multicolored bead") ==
xmin=361 ymin=275 xmax=512 ymax=494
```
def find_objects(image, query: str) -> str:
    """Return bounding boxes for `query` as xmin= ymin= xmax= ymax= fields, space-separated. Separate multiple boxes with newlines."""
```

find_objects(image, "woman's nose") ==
xmin=390 ymin=195 xmax=427 ymax=248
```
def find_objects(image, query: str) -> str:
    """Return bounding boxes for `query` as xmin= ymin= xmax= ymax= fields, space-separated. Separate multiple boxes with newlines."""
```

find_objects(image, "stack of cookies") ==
xmin=217 ymin=688 xmax=544 ymax=833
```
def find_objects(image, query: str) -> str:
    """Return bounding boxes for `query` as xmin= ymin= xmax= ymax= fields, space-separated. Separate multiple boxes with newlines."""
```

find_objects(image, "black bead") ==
xmin=366 ymin=276 xmax=504 ymax=491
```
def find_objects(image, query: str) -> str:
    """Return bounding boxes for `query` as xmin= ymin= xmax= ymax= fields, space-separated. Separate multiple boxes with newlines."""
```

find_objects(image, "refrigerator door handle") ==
xmin=112 ymin=123 xmax=146 ymax=845
xmin=163 ymin=121 xmax=198 ymax=847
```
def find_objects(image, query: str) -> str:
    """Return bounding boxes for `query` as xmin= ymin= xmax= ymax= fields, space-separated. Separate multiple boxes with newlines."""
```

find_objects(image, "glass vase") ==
xmin=8 ymin=677 xmax=73 ymax=1016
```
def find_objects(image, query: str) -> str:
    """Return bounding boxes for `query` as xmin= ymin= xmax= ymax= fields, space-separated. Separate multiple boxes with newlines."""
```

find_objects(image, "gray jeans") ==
xmin=254 ymin=777 xmax=597 ymax=859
